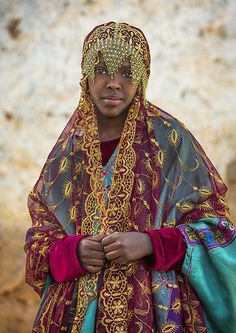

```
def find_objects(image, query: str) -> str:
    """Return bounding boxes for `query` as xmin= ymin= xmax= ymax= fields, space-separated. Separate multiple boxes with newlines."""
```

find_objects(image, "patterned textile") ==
xmin=25 ymin=22 xmax=236 ymax=333
xmin=178 ymin=218 xmax=236 ymax=332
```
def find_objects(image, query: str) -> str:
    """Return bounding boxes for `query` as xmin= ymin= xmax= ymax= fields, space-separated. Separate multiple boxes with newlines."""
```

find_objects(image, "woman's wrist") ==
xmin=141 ymin=232 xmax=154 ymax=257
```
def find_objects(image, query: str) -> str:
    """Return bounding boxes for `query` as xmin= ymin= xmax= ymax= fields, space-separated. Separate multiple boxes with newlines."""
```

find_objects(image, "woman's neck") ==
xmin=96 ymin=112 xmax=127 ymax=142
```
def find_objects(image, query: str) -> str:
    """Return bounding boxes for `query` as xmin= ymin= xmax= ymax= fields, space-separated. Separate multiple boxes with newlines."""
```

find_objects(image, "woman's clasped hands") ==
xmin=77 ymin=230 xmax=153 ymax=274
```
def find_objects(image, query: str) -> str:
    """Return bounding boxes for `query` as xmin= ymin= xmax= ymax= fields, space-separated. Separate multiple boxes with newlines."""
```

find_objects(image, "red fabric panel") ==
xmin=50 ymin=235 xmax=87 ymax=283
xmin=145 ymin=228 xmax=187 ymax=271
xmin=101 ymin=138 xmax=120 ymax=166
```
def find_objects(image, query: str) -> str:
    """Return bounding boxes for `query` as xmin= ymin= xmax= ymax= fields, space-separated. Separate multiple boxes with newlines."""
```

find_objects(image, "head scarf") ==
xmin=25 ymin=22 xmax=230 ymax=332
xmin=80 ymin=21 xmax=150 ymax=103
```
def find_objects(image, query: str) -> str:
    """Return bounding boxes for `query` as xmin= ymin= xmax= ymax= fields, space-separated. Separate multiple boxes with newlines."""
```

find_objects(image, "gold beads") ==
xmin=81 ymin=22 xmax=150 ymax=104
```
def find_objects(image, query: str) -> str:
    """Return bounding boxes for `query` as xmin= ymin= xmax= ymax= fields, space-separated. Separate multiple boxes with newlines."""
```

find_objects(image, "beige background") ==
xmin=0 ymin=0 xmax=236 ymax=332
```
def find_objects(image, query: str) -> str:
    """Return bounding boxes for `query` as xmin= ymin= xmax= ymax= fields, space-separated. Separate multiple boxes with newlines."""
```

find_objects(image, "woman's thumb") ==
xmin=92 ymin=231 xmax=104 ymax=241
xmin=106 ymin=228 xmax=113 ymax=236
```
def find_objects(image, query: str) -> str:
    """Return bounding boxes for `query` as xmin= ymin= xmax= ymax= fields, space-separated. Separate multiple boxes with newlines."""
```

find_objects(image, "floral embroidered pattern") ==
xmin=178 ymin=219 xmax=236 ymax=249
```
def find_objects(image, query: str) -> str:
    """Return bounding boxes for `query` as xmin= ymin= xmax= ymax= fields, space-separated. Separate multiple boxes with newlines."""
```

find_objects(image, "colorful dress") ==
xmin=24 ymin=21 xmax=236 ymax=333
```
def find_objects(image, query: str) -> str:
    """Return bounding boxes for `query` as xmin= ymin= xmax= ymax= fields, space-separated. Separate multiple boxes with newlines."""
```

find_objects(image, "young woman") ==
xmin=25 ymin=22 xmax=236 ymax=332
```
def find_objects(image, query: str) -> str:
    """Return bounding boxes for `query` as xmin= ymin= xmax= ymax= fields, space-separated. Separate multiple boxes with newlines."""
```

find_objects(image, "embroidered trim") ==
xmin=178 ymin=219 xmax=236 ymax=249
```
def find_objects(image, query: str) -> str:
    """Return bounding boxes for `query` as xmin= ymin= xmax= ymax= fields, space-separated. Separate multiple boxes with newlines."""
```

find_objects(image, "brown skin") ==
xmin=88 ymin=54 xmax=137 ymax=141
xmin=77 ymin=233 xmax=106 ymax=273
xmin=102 ymin=230 xmax=153 ymax=264
xmin=78 ymin=54 xmax=153 ymax=273
xmin=78 ymin=231 xmax=153 ymax=272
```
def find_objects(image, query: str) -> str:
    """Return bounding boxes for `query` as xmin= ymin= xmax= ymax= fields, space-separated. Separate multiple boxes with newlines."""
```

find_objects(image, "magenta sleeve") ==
xmin=145 ymin=228 xmax=187 ymax=271
xmin=50 ymin=235 xmax=87 ymax=283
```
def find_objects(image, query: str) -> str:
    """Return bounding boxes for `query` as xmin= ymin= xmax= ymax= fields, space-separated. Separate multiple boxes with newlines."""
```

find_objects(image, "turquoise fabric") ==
xmin=41 ymin=273 xmax=54 ymax=300
xmin=81 ymin=299 xmax=98 ymax=333
xmin=179 ymin=218 xmax=236 ymax=332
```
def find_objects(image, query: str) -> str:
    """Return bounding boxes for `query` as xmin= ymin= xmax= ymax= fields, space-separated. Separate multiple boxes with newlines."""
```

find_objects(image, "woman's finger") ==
xmin=114 ymin=257 xmax=127 ymax=264
xmin=85 ymin=258 xmax=105 ymax=266
xmin=84 ymin=239 xmax=104 ymax=252
xmin=105 ymin=250 xmax=121 ymax=261
xmin=103 ymin=242 xmax=118 ymax=254
xmin=89 ymin=232 xmax=105 ymax=242
xmin=85 ymin=265 xmax=103 ymax=274
xmin=102 ymin=234 xmax=116 ymax=246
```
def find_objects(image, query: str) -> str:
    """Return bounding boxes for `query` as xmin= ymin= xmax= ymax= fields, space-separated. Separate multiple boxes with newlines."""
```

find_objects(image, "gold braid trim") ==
xmin=97 ymin=97 xmax=139 ymax=332
xmin=72 ymin=95 xmax=139 ymax=332
xmin=71 ymin=95 xmax=103 ymax=332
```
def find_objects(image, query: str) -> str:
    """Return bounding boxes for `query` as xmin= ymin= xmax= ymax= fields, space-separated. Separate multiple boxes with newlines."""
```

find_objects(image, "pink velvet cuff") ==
xmin=50 ymin=235 xmax=87 ymax=283
xmin=145 ymin=228 xmax=187 ymax=271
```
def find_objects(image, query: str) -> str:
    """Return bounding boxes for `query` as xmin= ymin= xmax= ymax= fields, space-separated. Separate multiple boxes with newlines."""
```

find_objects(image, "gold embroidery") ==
xmin=160 ymin=321 xmax=179 ymax=333
xmin=68 ymin=205 xmax=78 ymax=222
xmin=58 ymin=156 xmax=69 ymax=174
xmin=71 ymin=95 xmax=140 ymax=332
xmin=168 ymin=128 xmax=181 ymax=147
xmin=62 ymin=180 xmax=73 ymax=198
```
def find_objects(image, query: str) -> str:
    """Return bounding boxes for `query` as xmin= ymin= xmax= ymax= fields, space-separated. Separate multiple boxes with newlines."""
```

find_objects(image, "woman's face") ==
xmin=88 ymin=54 xmax=137 ymax=119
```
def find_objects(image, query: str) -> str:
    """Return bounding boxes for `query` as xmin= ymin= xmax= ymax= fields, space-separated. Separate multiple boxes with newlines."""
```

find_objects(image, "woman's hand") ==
xmin=77 ymin=232 xmax=105 ymax=273
xmin=102 ymin=231 xmax=153 ymax=264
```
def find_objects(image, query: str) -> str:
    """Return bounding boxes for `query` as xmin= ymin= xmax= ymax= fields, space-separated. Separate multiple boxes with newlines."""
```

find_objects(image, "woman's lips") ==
xmin=102 ymin=97 xmax=122 ymax=106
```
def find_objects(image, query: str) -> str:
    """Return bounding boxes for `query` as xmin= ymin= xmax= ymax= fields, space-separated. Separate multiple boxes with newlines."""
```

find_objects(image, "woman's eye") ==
xmin=94 ymin=67 xmax=107 ymax=75
xmin=123 ymin=71 xmax=132 ymax=79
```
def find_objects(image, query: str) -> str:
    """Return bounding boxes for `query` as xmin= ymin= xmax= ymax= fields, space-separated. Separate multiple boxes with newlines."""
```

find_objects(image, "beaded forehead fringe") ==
xmin=81 ymin=22 xmax=150 ymax=104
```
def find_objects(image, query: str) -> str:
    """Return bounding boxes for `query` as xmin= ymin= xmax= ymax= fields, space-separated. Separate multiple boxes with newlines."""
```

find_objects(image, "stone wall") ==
xmin=0 ymin=0 xmax=235 ymax=332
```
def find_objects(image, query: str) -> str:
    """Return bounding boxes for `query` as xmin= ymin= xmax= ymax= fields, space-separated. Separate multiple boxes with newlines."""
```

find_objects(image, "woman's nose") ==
xmin=106 ymin=75 xmax=121 ymax=90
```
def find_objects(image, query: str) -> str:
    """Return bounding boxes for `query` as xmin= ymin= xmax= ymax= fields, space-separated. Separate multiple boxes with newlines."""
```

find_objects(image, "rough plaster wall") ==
xmin=0 ymin=0 xmax=235 ymax=332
